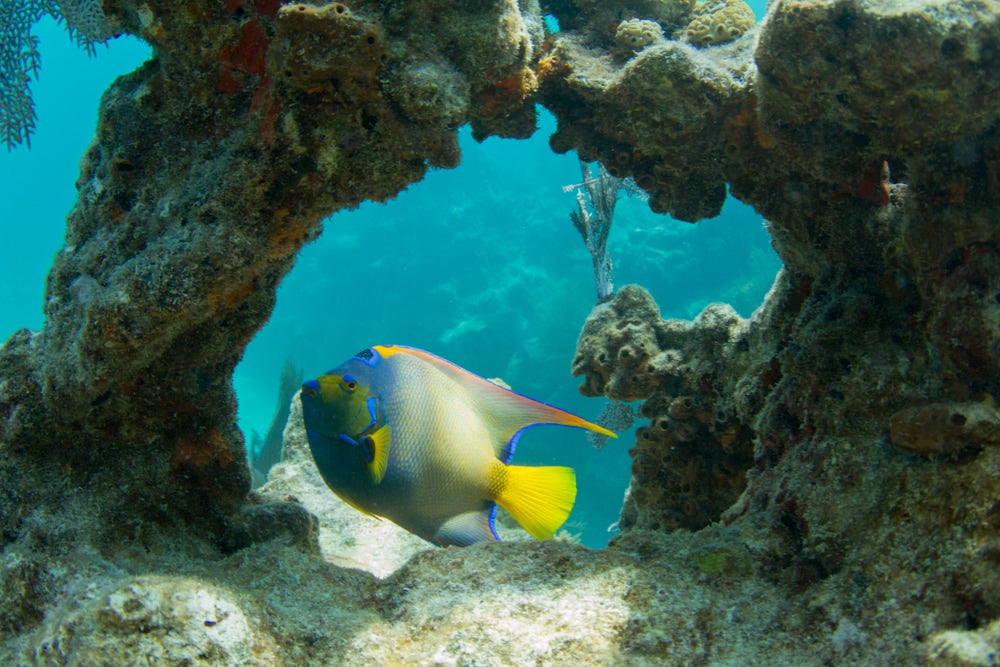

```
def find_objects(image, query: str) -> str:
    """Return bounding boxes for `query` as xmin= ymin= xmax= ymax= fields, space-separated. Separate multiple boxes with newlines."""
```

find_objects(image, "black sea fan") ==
xmin=1 ymin=0 xmax=117 ymax=150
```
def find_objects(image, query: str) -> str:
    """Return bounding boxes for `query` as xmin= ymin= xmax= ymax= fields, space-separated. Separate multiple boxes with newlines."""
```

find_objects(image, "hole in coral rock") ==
xmin=606 ymin=163 xmax=626 ymax=178
xmin=940 ymin=37 xmax=963 ymax=59
xmin=834 ymin=10 xmax=856 ymax=32
xmin=635 ymin=172 xmax=655 ymax=191
xmin=950 ymin=413 xmax=968 ymax=427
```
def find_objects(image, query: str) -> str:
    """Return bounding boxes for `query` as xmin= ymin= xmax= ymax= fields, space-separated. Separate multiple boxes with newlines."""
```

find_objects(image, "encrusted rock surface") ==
xmin=3 ymin=0 xmax=1000 ymax=664
xmin=573 ymin=284 xmax=762 ymax=531
xmin=540 ymin=32 xmax=751 ymax=220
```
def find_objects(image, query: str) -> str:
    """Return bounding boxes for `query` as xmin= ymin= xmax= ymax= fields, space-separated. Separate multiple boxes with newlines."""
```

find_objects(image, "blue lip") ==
xmin=302 ymin=379 xmax=320 ymax=392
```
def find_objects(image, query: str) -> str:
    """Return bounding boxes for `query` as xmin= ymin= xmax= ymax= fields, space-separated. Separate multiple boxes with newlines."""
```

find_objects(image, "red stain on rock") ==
xmin=217 ymin=19 xmax=269 ymax=95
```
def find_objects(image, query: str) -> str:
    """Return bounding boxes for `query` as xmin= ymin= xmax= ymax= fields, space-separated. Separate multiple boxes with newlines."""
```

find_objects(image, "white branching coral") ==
xmin=567 ymin=161 xmax=621 ymax=302
xmin=566 ymin=161 xmax=646 ymax=302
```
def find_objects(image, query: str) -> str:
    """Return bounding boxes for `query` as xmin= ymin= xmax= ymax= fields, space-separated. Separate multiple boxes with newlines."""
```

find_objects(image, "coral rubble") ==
xmin=2 ymin=0 xmax=1000 ymax=664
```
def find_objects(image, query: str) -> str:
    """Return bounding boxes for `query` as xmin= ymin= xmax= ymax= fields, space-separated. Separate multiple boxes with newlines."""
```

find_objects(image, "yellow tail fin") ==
xmin=494 ymin=465 xmax=577 ymax=540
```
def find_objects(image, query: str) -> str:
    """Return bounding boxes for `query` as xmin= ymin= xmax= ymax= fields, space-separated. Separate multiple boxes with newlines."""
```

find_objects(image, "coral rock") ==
xmin=23 ymin=576 xmax=283 ymax=666
xmin=6 ymin=0 xmax=1000 ymax=664
xmin=927 ymin=618 xmax=1000 ymax=666
xmin=386 ymin=57 xmax=470 ymax=125
xmin=268 ymin=2 xmax=387 ymax=100
xmin=540 ymin=24 xmax=751 ymax=221
xmin=573 ymin=285 xmax=759 ymax=531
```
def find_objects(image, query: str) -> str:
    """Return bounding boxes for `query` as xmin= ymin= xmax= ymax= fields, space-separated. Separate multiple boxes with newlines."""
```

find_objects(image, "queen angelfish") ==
xmin=299 ymin=345 xmax=616 ymax=547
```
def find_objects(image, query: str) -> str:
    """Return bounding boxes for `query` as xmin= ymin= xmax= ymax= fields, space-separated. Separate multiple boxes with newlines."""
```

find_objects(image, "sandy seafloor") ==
xmin=0 ymin=2 xmax=778 ymax=548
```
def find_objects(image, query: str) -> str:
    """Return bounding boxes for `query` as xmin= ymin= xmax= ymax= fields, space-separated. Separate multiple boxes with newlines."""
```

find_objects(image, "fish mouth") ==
xmin=300 ymin=379 xmax=320 ymax=397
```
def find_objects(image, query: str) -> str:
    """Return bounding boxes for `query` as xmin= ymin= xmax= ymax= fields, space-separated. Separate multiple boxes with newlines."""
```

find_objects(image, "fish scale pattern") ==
xmin=389 ymin=356 xmax=492 ymax=507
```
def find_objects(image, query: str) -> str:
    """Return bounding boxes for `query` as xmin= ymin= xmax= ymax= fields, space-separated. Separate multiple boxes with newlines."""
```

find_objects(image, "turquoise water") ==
xmin=1 ymin=4 xmax=779 ymax=548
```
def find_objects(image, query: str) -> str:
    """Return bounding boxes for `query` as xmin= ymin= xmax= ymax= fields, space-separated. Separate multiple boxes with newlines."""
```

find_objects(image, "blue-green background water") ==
xmin=0 ymin=5 xmax=779 ymax=548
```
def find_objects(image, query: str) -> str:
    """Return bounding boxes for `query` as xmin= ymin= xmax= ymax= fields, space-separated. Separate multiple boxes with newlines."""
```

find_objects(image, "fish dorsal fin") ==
xmin=363 ymin=424 xmax=391 ymax=485
xmin=373 ymin=345 xmax=617 ymax=461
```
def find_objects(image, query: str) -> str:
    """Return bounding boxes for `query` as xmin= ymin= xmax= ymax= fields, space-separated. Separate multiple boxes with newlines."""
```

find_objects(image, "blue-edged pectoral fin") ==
xmin=428 ymin=507 xmax=500 ymax=546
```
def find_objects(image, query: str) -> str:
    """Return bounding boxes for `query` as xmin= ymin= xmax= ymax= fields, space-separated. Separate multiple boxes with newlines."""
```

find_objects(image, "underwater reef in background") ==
xmin=2 ymin=0 xmax=1000 ymax=663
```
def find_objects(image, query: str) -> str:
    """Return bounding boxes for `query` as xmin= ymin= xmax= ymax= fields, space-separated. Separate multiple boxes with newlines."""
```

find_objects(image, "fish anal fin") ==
xmin=364 ymin=424 xmax=391 ymax=484
xmin=494 ymin=464 xmax=576 ymax=541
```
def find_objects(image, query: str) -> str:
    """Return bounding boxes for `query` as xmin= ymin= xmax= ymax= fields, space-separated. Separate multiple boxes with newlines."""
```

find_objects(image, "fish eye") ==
xmin=340 ymin=374 xmax=358 ymax=393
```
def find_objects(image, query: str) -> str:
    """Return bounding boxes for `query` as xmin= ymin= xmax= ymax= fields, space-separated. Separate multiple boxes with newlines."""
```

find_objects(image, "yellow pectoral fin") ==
xmin=364 ymin=424 xmax=391 ymax=484
xmin=494 ymin=464 xmax=577 ymax=541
